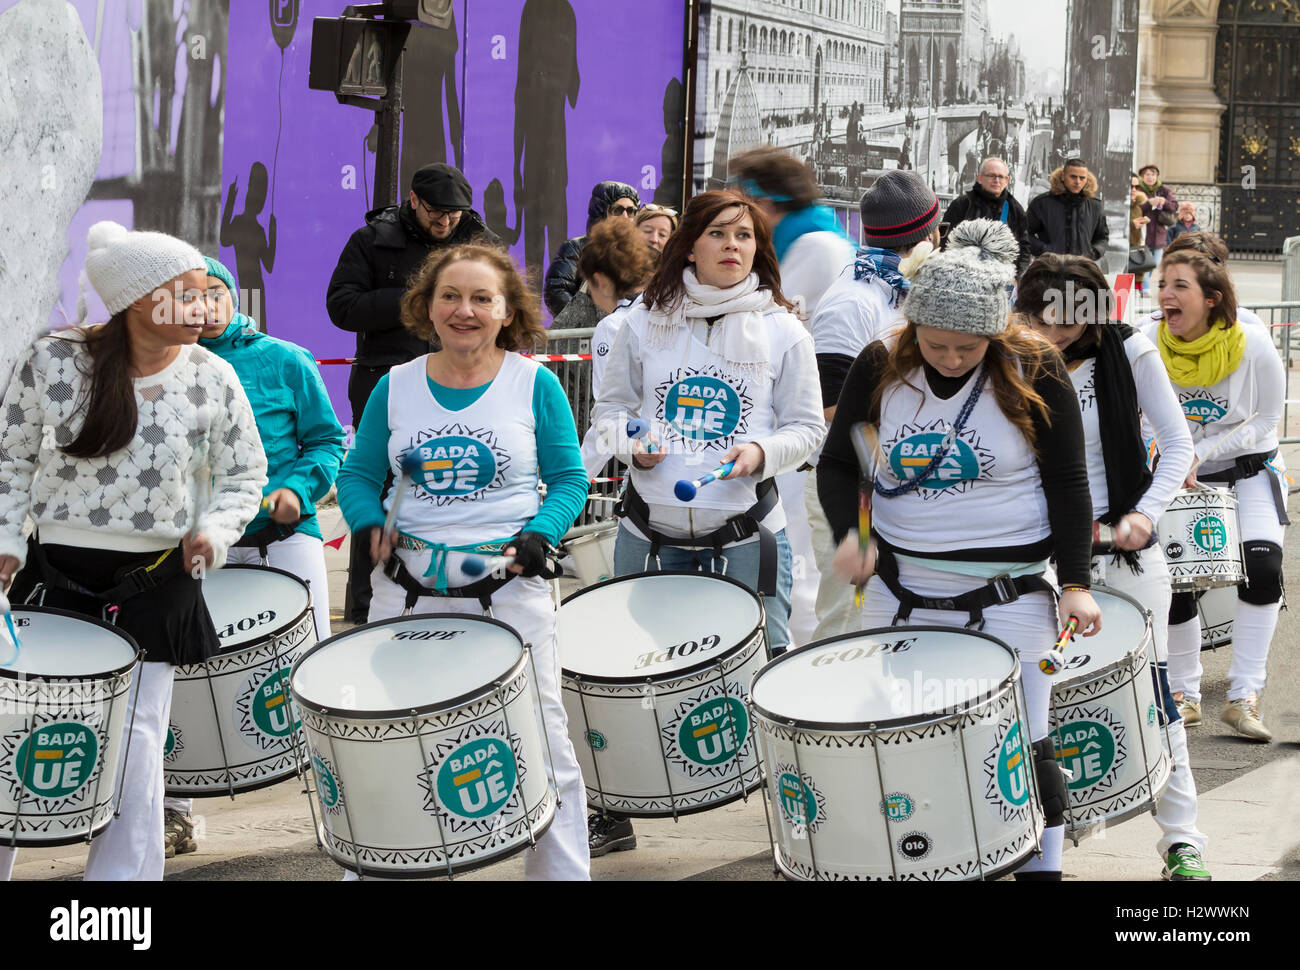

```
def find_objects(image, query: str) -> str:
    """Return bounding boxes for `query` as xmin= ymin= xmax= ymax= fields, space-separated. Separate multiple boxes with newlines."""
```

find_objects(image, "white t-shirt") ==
xmin=781 ymin=230 xmax=856 ymax=328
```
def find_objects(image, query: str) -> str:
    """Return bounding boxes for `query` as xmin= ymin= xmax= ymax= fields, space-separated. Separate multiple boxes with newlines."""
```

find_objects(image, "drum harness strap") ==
xmin=232 ymin=517 xmax=306 ymax=561
xmin=1197 ymin=448 xmax=1290 ymax=525
xmin=381 ymin=548 xmax=564 ymax=613
xmin=26 ymin=536 xmax=185 ymax=625
xmin=615 ymin=477 xmax=780 ymax=596
xmin=866 ymin=366 xmax=1053 ymax=629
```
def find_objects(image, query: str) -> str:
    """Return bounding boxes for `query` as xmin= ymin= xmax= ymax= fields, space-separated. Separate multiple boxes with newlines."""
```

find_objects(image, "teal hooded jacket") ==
xmin=200 ymin=259 xmax=345 ymax=540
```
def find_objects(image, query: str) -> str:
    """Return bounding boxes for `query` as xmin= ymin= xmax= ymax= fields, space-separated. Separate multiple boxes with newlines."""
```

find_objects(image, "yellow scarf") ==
xmin=1157 ymin=320 xmax=1246 ymax=387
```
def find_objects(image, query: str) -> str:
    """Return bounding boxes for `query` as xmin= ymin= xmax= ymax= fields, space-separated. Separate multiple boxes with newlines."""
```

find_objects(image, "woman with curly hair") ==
xmin=335 ymin=243 xmax=591 ymax=879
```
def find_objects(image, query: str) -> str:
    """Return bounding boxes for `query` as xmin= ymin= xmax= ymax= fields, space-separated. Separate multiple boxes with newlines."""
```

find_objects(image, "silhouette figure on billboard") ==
xmin=653 ymin=77 xmax=684 ymax=209
xmin=400 ymin=9 xmax=464 ymax=181
xmin=513 ymin=0 xmax=580 ymax=281
xmin=220 ymin=161 xmax=277 ymax=330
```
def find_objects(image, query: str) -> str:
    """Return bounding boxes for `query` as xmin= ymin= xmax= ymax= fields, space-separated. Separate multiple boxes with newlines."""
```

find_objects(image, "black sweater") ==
xmin=816 ymin=342 xmax=1093 ymax=587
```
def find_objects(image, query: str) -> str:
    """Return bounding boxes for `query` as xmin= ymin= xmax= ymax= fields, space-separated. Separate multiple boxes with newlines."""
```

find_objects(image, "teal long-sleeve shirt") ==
xmin=198 ymin=319 xmax=345 ymax=540
xmin=336 ymin=362 xmax=588 ymax=547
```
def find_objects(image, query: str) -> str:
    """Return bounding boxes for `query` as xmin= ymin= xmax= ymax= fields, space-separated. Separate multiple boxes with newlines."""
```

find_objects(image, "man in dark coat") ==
xmin=943 ymin=156 xmax=1031 ymax=276
xmin=326 ymin=161 xmax=499 ymax=622
xmin=1026 ymin=158 xmax=1110 ymax=262
xmin=542 ymin=181 xmax=640 ymax=316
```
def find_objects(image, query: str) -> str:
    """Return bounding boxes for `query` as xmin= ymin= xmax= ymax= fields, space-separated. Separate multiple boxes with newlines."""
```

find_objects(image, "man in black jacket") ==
xmin=542 ymin=181 xmax=640 ymax=316
xmin=943 ymin=156 xmax=1031 ymax=277
xmin=326 ymin=162 xmax=499 ymax=622
xmin=1026 ymin=159 xmax=1110 ymax=262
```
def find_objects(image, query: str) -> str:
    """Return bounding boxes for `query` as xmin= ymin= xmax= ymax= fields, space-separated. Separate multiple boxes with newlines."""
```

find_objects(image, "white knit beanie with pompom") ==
xmin=83 ymin=221 xmax=207 ymax=316
xmin=901 ymin=219 xmax=1019 ymax=337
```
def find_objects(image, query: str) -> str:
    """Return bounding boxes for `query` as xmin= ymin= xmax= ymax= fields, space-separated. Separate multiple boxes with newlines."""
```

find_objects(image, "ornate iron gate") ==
xmin=1215 ymin=0 xmax=1300 ymax=254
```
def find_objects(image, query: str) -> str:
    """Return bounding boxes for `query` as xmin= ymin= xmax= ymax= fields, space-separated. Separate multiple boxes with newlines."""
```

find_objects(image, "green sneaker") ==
xmin=1162 ymin=843 xmax=1211 ymax=882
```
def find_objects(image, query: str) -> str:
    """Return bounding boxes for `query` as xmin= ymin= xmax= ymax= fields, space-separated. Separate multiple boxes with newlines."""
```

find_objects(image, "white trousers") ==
xmin=776 ymin=468 xmax=820 ymax=648
xmin=805 ymin=469 xmax=860 ymax=642
xmin=227 ymin=531 xmax=332 ymax=645
xmin=1090 ymin=547 xmax=1206 ymax=857
xmin=362 ymin=567 xmax=590 ymax=881
xmin=856 ymin=558 xmax=1064 ymax=874
xmin=1167 ymin=469 xmax=1287 ymax=703
xmin=1 ymin=662 xmax=176 ymax=881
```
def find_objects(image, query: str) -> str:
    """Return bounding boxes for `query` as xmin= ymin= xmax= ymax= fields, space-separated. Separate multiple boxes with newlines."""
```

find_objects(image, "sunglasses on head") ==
xmin=641 ymin=203 xmax=678 ymax=217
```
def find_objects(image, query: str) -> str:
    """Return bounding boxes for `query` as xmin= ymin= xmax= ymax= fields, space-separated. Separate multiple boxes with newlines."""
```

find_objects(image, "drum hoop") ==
xmin=0 ymin=605 xmax=142 ymax=682
xmin=1052 ymin=584 xmax=1154 ymax=692
xmin=749 ymin=625 xmax=1020 ymax=733
xmin=558 ymin=570 xmax=766 ymax=685
xmin=207 ymin=564 xmax=314 ymax=652
xmin=289 ymin=612 xmax=528 ymax=720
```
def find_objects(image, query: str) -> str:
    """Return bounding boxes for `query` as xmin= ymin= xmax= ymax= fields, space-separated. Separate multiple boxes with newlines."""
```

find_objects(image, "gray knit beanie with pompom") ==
xmin=901 ymin=219 xmax=1018 ymax=336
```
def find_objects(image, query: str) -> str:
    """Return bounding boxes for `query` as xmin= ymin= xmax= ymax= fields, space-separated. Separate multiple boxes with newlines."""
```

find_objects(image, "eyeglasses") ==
xmin=416 ymin=198 xmax=458 ymax=221
xmin=979 ymin=172 xmax=1009 ymax=181
xmin=608 ymin=203 xmax=638 ymax=218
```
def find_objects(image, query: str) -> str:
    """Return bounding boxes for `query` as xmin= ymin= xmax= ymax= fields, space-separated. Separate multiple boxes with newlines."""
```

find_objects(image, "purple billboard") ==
xmin=13 ymin=0 xmax=688 ymax=426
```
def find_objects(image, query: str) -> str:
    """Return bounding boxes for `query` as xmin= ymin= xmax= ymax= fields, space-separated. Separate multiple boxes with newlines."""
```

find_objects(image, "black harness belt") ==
xmin=29 ymin=541 xmax=185 ymax=620
xmin=1198 ymin=449 xmax=1290 ymax=526
xmin=616 ymin=477 xmax=780 ymax=596
xmin=382 ymin=555 xmax=518 ymax=613
xmin=873 ymin=541 xmax=1056 ymax=629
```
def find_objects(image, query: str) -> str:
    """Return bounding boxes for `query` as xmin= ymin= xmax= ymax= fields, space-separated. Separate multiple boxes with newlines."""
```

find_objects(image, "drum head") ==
xmin=1055 ymin=586 xmax=1150 ymax=682
xmin=291 ymin=614 xmax=524 ymax=716
xmin=0 ymin=607 xmax=138 ymax=678
xmin=203 ymin=565 xmax=312 ymax=650
xmin=557 ymin=572 xmax=764 ymax=682
xmin=750 ymin=626 xmax=1018 ymax=730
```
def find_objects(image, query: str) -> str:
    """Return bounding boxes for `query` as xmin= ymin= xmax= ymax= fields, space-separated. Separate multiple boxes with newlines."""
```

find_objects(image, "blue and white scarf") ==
xmin=853 ymin=247 xmax=910 ymax=309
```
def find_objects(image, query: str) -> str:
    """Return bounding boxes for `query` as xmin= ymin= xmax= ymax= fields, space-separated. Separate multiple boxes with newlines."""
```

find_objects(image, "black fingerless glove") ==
xmin=510 ymin=532 xmax=557 ymax=578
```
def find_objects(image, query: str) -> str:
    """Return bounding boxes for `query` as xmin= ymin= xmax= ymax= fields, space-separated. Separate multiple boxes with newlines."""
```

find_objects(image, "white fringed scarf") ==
xmin=644 ymin=269 xmax=776 ymax=382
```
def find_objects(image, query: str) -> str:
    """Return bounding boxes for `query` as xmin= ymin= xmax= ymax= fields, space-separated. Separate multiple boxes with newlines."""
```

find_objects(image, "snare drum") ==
xmin=557 ymin=572 xmax=767 ymax=817
xmin=290 ymin=614 xmax=556 ymax=878
xmin=0 ymin=608 xmax=140 ymax=846
xmin=1048 ymin=586 xmax=1171 ymax=843
xmin=564 ymin=525 xmax=617 ymax=589
xmin=1158 ymin=487 xmax=1245 ymax=591
xmin=749 ymin=627 xmax=1043 ymax=881
xmin=1198 ymin=585 xmax=1236 ymax=651
xmin=165 ymin=565 xmax=316 ymax=796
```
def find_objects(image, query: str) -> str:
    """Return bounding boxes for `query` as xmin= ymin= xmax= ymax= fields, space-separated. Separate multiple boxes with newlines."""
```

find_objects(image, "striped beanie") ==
xmin=859 ymin=170 xmax=941 ymax=250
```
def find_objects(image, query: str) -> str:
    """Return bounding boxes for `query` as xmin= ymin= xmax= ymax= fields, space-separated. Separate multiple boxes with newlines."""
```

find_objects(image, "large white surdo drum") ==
xmin=1048 ymin=586 xmax=1171 ymax=843
xmin=0 ymin=607 xmax=140 ymax=846
xmin=749 ymin=627 xmax=1044 ymax=881
xmin=290 ymin=614 xmax=556 ymax=879
xmin=557 ymin=572 xmax=768 ymax=817
xmin=166 ymin=565 xmax=317 ymax=796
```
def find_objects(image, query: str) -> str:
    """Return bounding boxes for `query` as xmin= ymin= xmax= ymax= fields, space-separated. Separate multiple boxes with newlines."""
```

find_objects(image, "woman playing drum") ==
xmin=818 ymin=220 xmax=1101 ymax=881
xmin=335 ymin=243 xmax=591 ymax=880
xmin=0 ymin=222 xmax=267 ymax=880
xmin=1139 ymin=251 xmax=1287 ymax=741
xmin=588 ymin=190 xmax=824 ymax=855
xmin=1017 ymin=254 xmax=1210 ymax=881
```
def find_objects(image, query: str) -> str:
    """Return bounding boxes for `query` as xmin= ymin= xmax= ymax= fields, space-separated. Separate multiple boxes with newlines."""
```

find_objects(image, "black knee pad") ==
xmin=1168 ymin=591 xmax=1198 ymax=625
xmin=1032 ymin=737 xmax=1067 ymax=828
xmin=1240 ymin=540 xmax=1283 ymax=605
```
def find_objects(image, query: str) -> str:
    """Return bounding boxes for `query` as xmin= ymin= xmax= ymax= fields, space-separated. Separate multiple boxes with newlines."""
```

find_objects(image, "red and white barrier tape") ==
xmin=315 ymin=353 xmax=592 ymax=365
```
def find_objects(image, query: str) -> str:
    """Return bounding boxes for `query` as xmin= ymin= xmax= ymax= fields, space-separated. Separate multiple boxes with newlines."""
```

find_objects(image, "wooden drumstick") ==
xmin=1188 ymin=411 xmax=1258 ymax=478
xmin=384 ymin=451 xmax=426 ymax=539
xmin=850 ymin=423 xmax=883 ymax=606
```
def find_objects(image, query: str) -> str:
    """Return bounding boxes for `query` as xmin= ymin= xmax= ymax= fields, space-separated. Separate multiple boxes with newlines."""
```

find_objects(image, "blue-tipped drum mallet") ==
xmin=0 ymin=590 xmax=20 ymax=668
xmin=674 ymin=461 xmax=736 ymax=502
xmin=626 ymin=418 xmax=658 ymax=454
xmin=384 ymin=451 xmax=425 ymax=538
xmin=461 ymin=554 xmax=515 ymax=579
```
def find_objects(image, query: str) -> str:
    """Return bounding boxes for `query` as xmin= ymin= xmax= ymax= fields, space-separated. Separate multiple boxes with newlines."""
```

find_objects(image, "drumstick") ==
xmin=383 ymin=451 xmax=425 ymax=539
xmin=0 ymin=590 xmax=20 ymax=668
xmin=1038 ymin=617 xmax=1079 ymax=676
xmin=674 ymin=461 xmax=736 ymax=501
xmin=261 ymin=497 xmax=277 ymax=515
xmin=1189 ymin=411 xmax=1259 ymax=476
xmin=461 ymin=555 xmax=515 ymax=578
xmin=849 ymin=424 xmax=883 ymax=607
xmin=626 ymin=418 xmax=659 ymax=454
